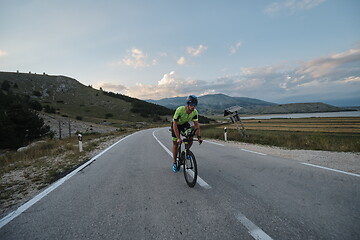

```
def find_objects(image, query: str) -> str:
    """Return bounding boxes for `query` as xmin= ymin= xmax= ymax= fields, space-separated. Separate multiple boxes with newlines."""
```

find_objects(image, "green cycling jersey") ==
xmin=173 ymin=106 xmax=199 ymax=125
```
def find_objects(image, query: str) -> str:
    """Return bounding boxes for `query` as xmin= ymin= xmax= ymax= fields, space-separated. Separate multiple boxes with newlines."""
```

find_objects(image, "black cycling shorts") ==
xmin=171 ymin=122 xmax=191 ymax=141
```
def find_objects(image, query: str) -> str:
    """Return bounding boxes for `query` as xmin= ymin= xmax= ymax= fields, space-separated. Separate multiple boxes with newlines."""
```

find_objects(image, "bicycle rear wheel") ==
xmin=183 ymin=150 xmax=197 ymax=188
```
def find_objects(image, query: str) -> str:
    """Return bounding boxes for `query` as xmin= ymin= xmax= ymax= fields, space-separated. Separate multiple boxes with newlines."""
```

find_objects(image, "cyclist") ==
xmin=171 ymin=95 xmax=202 ymax=172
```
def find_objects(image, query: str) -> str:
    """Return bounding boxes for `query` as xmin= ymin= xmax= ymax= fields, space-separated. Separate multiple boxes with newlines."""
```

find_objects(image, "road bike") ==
xmin=175 ymin=127 xmax=201 ymax=188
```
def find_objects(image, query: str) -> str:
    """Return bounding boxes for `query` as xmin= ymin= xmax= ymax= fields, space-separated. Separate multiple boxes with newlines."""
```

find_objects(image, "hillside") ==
xmin=147 ymin=94 xmax=275 ymax=115
xmin=0 ymin=71 xmax=172 ymax=125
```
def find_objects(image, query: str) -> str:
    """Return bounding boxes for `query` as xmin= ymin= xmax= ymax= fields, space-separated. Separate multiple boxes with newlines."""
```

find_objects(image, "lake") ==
xmin=241 ymin=111 xmax=360 ymax=120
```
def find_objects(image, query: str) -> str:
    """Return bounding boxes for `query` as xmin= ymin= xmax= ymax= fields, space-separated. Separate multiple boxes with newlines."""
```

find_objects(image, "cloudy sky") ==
xmin=1 ymin=0 xmax=359 ymax=105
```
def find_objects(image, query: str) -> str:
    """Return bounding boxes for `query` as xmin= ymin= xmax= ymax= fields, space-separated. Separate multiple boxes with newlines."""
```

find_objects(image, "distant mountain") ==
xmin=147 ymin=94 xmax=351 ymax=115
xmin=147 ymin=94 xmax=276 ymax=115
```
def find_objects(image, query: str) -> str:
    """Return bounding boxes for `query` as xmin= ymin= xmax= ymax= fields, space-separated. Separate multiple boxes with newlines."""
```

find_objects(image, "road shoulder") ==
xmin=208 ymin=139 xmax=360 ymax=174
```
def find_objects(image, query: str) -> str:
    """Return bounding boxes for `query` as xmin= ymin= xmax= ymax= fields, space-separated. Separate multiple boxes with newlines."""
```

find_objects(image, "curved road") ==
xmin=1 ymin=128 xmax=359 ymax=239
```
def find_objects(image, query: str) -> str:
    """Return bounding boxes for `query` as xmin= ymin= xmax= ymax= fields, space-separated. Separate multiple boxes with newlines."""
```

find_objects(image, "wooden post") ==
xmin=68 ymin=120 xmax=71 ymax=138
xmin=58 ymin=121 xmax=62 ymax=139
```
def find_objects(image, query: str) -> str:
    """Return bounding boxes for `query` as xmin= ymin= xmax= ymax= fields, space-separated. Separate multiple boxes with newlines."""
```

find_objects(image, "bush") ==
xmin=29 ymin=99 xmax=42 ymax=111
xmin=32 ymin=90 xmax=42 ymax=97
xmin=0 ymin=102 xmax=50 ymax=149
xmin=44 ymin=105 xmax=56 ymax=113
xmin=105 ymin=113 xmax=113 ymax=119
xmin=1 ymin=80 xmax=11 ymax=91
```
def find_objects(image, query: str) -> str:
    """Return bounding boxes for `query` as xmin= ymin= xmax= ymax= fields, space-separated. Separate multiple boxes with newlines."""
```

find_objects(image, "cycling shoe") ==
xmin=172 ymin=163 xmax=179 ymax=172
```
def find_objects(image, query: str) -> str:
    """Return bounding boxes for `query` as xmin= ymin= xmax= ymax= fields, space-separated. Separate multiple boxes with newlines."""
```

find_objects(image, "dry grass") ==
xmin=223 ymin=117 xmax=360 ymax=133
xmin=202 ymin=117 xmax=360 ymax=152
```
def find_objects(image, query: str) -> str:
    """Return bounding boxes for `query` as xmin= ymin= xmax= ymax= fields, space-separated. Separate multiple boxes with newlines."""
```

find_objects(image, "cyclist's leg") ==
xmin=172 ymin=140 xmax=178 ymax=163
xmin=188 ymin=137 xmax=194 ymax=149
xmin=171 ymin=126 xmax=179 ymax=164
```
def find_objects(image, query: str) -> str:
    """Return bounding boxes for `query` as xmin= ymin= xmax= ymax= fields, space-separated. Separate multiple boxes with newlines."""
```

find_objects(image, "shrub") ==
xmin=44 ymin=105 xmax=56 ymax=113
xmin=0 ymin=105 xmax=50 ymax=149
xmin=105 ymin=113 xmax=113 ymax=119
xmin=1 ymin=80 xmax=11 ymax=91
xmin=32 ymin=90 xmax=42 ymax=97
xmin=29 ymin=99 xmax=42 ymax=111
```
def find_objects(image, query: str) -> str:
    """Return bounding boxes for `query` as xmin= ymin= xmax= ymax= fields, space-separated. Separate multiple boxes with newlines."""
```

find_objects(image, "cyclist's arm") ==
xmin=194 ymin=121 xmax=201 ymax=138
xmin=172 ymin=120 xmax=182 ymax=142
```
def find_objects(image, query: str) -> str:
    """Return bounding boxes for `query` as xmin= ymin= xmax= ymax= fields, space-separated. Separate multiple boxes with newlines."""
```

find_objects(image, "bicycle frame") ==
xmin=176 ymin=127 xmax=199 ymax=187
xmin=177 ymin=128 xmax=198 ymax=164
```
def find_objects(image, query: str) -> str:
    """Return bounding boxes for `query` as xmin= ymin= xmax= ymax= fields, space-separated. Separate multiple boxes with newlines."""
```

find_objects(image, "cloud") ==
xmin=120 ymin=48 xmax=156 ymax=68
xmin=126 ymin=71 xmax=196 ymax=99
xmin=187 ymin=44 xmax=208 ymax=57
xmin=265 ymin=0 xmax=327 ymax=15
xmin=0 ymin=50 xmax=8 ymax=57
xmin=124 ymin=71 xmax=209 ymax=99
xmin=177 ymin=57 xmax=186 ymax=65
xmin=265 ymin=2 xmax=282 ymax=15
xmin=110 ymin=46 xmax=360 ymax=103
xmin=230 ymin=42 xmax=242 ymax=55
xmin=123 ymin=71 xmax=269 ymax=100
xmin=285 ymin=0 xmax=327 ymax=9
xmin=338 ymin=76 xmax=360 ymax=83
xmin=295 ymin=47 xmax=360 ymax=78
xmin=97 ymin=82 xmax=128 ymax=93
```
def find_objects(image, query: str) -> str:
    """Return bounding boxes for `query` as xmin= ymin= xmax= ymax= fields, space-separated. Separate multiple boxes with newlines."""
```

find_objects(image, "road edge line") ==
xmin=0 ymin=132 xmax=136 ymax=229
xmin=301 ymin=162 xmax=360 ymax=177
xmin=241 ymin=148 xmax=267 ymax=156
xmin=152 ymin=130 xmax=212 ymax=189
xmin=236 ymin=213 xmax=273 ymax=240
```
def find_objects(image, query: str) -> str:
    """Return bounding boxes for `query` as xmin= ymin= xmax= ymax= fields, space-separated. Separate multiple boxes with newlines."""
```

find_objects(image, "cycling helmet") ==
xmin=186 ymin=95 xmax=198 ymax=106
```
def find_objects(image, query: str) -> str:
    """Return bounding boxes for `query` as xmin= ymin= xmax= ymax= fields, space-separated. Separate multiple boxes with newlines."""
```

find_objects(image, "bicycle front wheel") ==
xmin=183 ymin=150 xmax=197 ymax=188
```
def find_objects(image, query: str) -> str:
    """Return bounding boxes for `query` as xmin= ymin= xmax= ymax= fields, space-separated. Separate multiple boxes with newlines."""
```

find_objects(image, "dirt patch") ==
xmin=39 ymin=112 xmax=118 ymax=138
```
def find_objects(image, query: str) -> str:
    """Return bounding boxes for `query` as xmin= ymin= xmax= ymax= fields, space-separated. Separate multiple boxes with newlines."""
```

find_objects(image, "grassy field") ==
xmin=201 ymin=117 xmax=360 ymax=152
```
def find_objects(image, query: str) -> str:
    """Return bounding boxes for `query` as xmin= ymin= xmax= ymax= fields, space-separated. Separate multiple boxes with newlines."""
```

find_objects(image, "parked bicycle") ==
xmin=175 ymin=127 xmax=201 ymax=187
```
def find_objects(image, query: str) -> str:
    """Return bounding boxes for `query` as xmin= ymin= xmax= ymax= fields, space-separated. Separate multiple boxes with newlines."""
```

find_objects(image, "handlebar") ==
xmin=180 ymin=127 xmax=202 ymax=145
xmin=182 ymin=127 xmax=199 ymax=139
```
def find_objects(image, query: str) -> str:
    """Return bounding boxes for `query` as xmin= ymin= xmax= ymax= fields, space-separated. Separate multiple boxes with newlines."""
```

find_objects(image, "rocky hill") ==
xmin=0 ymin=71 xmax=172 ymax=125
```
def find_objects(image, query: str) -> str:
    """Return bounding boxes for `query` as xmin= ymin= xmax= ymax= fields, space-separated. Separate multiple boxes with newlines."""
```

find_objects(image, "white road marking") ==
xmin=185 ymin=169 xmax=212 ymax=189
xmin=203 ymin=140 xmax=224 ymax=146
xmin=152 ymin=131 xmax=212 ymax=189
xmin=241 ymin=148 xmax=267 ymax=156
xmin=301 ymin=163 xmax=360 ymax=177
xmin=236 ymin=213 xmax=273 ymax=240
xmin=152 ymin=131 xmax=173 ymax=155
xmin=0 ymin=132 xmax=136 ymax=229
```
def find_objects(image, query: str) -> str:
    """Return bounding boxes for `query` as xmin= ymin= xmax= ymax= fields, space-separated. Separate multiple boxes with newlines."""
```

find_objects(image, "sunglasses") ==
xmin=188 ymin=103 xmax=197 ymax=107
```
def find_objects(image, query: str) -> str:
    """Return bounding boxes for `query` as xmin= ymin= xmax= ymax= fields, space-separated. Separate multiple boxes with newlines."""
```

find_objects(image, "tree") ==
xmin=1 ymin=80 xmax=11 ymax=91
xmin=0 ymin=91 xmax=50 ymax=149
xmin=29 ymin=99 xmax=42 ymax=111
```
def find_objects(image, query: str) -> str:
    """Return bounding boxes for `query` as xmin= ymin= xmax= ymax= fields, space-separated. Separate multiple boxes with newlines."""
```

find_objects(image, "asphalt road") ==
xmin=1 ymin=128 xmax=359 ymax=239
